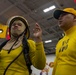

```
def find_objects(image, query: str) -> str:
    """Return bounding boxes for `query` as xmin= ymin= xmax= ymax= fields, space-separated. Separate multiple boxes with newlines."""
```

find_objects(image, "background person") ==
xmin=52 ymin=8 xmax=76 ymax=75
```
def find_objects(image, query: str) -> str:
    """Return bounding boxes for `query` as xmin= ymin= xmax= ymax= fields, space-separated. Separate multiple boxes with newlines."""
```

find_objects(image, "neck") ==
xmin=10 ymin=35 xmax=24 ymax=42
xmin=62 ymin=23 xmax=75 ymax=31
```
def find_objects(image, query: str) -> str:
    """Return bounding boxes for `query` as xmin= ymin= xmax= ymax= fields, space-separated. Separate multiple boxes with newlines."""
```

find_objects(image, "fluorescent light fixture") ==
xmin=43 ymin=5 xmax=56 ymax=13
xmin=45 ymin=40 xmax=52 ymax=43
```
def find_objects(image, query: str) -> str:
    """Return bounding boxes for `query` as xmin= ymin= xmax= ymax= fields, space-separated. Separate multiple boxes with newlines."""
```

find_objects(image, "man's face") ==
xmin=11 ymin=20 xmax=26 ymax=36
xmin=58 ymin=13 xmax=75 ymax=30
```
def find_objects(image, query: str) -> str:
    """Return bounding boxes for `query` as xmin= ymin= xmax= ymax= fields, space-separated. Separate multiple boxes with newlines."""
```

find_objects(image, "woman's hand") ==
xmin=33 ymin=23 xmax=42 ymax=42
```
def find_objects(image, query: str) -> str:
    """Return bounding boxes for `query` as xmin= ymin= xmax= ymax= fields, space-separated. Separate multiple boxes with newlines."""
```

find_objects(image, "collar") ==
xmin=64 ymin=25 xmax=76 ymax=35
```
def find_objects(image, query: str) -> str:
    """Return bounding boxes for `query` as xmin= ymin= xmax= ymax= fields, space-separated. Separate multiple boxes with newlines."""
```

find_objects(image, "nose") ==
xmin=58 ymin=15 xmax=62 ymax=20
xmin=15 ymin=24 xmax=19 ymax=26
xmin=13 ymin=23 xmax=18 ymax=27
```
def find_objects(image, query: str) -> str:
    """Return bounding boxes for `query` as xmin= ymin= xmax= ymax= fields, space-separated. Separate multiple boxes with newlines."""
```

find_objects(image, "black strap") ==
xmin=22 ymin=36 xmax=32 ymax=74
xmin=0 ymin=39 xmax=32 ymax=75
xmin=0 ymin=40 xmax=9 ymax=51
xmin=3 ymin=50 xmax=23 ymax=75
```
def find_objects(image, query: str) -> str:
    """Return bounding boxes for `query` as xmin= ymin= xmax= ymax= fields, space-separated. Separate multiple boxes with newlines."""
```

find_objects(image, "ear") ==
xmin=73 ymin=16 xmax=76 ymax=22
xmin=74 ymin=18 xmax=76 ymax=22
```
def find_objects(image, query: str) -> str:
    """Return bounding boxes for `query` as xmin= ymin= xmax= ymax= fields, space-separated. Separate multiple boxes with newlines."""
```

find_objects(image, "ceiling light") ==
xmin=45 ymin=40 xmax=52 ymax=43
xmin=43 ymin=5 xmax=56 ymax=13
xmin=0 ymin=29 xmax=3 ymax=33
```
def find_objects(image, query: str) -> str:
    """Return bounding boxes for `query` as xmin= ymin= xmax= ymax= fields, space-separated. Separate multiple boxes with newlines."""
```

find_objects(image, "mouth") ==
xmin=58 ymin=20 xmax=63 ymax=25
xmin=13 ymin=26 xmax=18 ymax=29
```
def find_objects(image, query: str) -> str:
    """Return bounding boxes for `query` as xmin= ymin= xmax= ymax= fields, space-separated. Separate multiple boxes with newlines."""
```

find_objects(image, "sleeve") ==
xmin=52 ymin=41 xmax=60 ymax=75
xmin=28 ymin=40 xmax=46 ymax=70
xmin=52 ymin=57 xmax=57 ymax=75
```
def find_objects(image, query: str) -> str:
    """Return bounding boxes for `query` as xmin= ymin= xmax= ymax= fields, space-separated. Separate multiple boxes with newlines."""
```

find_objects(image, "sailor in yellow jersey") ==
xmin=52 ymin=8 xmax=76 ymax=75
xmin=0 ymin=16 xmax=46 ymax=75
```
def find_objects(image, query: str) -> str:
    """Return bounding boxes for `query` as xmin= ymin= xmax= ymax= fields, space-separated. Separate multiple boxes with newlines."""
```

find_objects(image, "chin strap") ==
xmin=22 ymin=35 xmax=32 ymax=74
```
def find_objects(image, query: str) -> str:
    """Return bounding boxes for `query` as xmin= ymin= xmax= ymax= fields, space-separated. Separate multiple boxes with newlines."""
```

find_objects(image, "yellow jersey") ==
xmin=52 ymin=25 xmax=76 ymax=75
xmin=0 ymin=40 xmax=46 ymax=75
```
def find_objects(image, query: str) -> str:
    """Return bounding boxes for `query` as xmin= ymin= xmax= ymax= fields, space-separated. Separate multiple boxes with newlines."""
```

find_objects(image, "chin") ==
xmin=12 ymin=33 xmax=20 ymax=37
xmin=59 ymin=24 xmax=64 ymax=27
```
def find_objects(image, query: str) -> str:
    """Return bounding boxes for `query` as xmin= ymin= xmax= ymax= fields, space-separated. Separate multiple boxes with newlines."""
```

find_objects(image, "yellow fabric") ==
xmin=0 ymin=40 xmax=46 ymax=75
xmin=52 ymin=25 xmax=76 ymax=75
xmin=0 ymin=24 xmax=8 ymax=38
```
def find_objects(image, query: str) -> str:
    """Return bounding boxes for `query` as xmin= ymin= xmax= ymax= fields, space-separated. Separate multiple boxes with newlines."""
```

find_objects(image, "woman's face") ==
xmin=11 ymin=20 xmax=26 ymax=36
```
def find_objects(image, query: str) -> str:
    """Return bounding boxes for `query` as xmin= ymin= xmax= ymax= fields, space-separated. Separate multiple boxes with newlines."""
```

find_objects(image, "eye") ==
xmin=12 ymin=23 xmax=22 ymax=26
xmin=17 ymin=23 xmax=22 ymax=26
xmin=61 ymin=13 xmax=69 ymax=17
xmin=12 ymin=23 xmax=16 ymax=26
